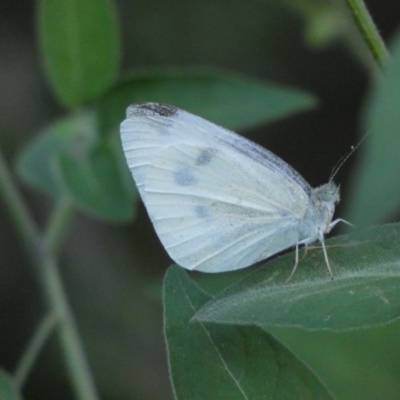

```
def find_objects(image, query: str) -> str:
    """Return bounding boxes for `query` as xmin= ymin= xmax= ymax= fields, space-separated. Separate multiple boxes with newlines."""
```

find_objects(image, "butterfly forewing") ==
xmin=120 ymin=104 xmax=312 ymax=196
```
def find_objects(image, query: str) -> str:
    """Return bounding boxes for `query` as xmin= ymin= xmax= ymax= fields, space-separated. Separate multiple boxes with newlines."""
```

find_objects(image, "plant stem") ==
xmin=14 ymin=313 xmax=57 ymax=388
xmin=0 ymin=150 xmax=39 ymax=259
xmin=345 ymin=0 xmax=389 ymax=68
xmin=45 ymin=196 xmax=75 ymax=255
xmin=41 ymin=246 xmax=99 ymax=400
xmin=0 ymin=149 xmax=99 ymax=400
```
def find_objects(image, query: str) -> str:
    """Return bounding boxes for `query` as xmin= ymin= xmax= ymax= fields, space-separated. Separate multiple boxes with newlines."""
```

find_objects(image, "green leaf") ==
xmin=16 ymin=112 xmax=136 ymax=221
xmin=97 ymin=67 xmax=317 ymax=136
xmin=164 ymin=266 xmax=334 ymax=400
xmin=285 ymin=1 xmax=356 ymax=48
xmin=16 ymin=112 xmax=95 ymax=197
xmin=59 ymin=135 xmax=136 ymax=221
xmin=194 ymin=223 xmax=400 ymax=331
xmin=0 ymin=370 xmax=22 ymax=400
xmin=37 ymin=0 xmax=120 ymax=108
xmin=346 ymin=31 xmax=400 ymax=227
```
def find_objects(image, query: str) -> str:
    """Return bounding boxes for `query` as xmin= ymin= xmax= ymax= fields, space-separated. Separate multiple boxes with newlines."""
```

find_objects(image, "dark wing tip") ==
xmin=126 ymin=103 xmax=178 ymax=118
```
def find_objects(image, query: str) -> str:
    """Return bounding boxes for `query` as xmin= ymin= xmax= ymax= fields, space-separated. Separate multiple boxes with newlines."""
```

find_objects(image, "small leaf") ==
xmin=194 ymin=223 xmax=400 ymax=331
xmin=97 ymin=67 xmax=317 ymax=136
xmin=16 ymin=112 xmax=96 ymax=197
xmin=59 ymin=135 xmax=136 ymax=222
xmin=0 ymin=370 xmax=22 ymax=400
xmin=16 ymin=112 xmax=136 ymax=221
xmin=37 ymin=0 xmax=120 ymax=108
xmin=164 ymin=266 xmax=334 ymax=399
xmin=285 ymin=1 xmax=355 ymax=48
xmin=346 ymin=30 xmax=400 ymax=227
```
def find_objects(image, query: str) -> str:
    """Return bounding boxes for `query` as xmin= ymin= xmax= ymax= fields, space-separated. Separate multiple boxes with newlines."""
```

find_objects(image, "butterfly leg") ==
xmin=328 ymin=218 xmax=353 ymax=232
xmin=318 ymin=230 xmax=334 ymax=280
xmin=285 ymin=243 xmax=300 ymax=283
xmin=321 ymin=239 xmax=334 ymax=280
xmin=285 ymin=230 xmax=335 ymax=282
xmin=301 ymin=244 xmax=309 ymax=260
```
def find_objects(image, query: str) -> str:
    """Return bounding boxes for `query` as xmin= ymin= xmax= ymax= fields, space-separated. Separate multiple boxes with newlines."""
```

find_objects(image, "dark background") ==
xmin=1 ymin=1 xmax=400 ymax=399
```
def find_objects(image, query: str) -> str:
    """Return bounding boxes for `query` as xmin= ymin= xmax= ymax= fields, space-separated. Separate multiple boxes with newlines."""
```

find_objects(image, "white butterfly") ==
xmin=120 ymin=103 xmax=347 ymax=279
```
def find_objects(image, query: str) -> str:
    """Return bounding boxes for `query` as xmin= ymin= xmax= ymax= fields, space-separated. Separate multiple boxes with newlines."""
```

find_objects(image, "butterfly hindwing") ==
xmin=142 ymin=142 xmax=305 ymax=272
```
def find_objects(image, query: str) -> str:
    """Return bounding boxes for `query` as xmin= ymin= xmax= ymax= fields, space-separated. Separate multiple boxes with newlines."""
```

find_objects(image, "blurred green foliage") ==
xmin=1 ymin=1 xmax=400 ymax=400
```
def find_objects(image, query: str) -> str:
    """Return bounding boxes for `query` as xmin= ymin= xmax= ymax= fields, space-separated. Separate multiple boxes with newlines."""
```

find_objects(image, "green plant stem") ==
xmin=45 ymin=195 xmax=74 ymax=255
xmin=14 ymin=313 xmax=57 ymax=388
xmin=345 ymin=0 xmax=389 ymax=68
xmin=0 ymin=149 xmax=99 ymax=400
xmin=41 ymin=247 xmax=99 ymax=400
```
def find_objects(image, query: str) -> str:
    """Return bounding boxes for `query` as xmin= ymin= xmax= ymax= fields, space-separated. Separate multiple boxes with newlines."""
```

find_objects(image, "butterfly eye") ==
xmin=316 ymin=183 xmax=339 ymax=203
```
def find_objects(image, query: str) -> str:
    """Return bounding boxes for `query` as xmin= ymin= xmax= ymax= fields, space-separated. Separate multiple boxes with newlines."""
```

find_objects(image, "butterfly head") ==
xmin=317 ymin=181 xmax=340 ymax=205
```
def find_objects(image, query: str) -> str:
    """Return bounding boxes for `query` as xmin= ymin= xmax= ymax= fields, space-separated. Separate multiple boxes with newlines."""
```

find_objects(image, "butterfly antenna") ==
xmin=329 ymin=131 xmax=369 ymax=182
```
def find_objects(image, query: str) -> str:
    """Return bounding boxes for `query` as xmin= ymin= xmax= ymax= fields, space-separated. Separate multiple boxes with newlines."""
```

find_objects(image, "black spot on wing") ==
xmin=174 ymin=168 xmax=197 ymax=186
xmin=126 ymin=103 xmax=178 ymax=118
xmin=195 ymin=205 xmax=211 ymax=219
xmin=195 ymin=148 xmax=216 ymax=166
